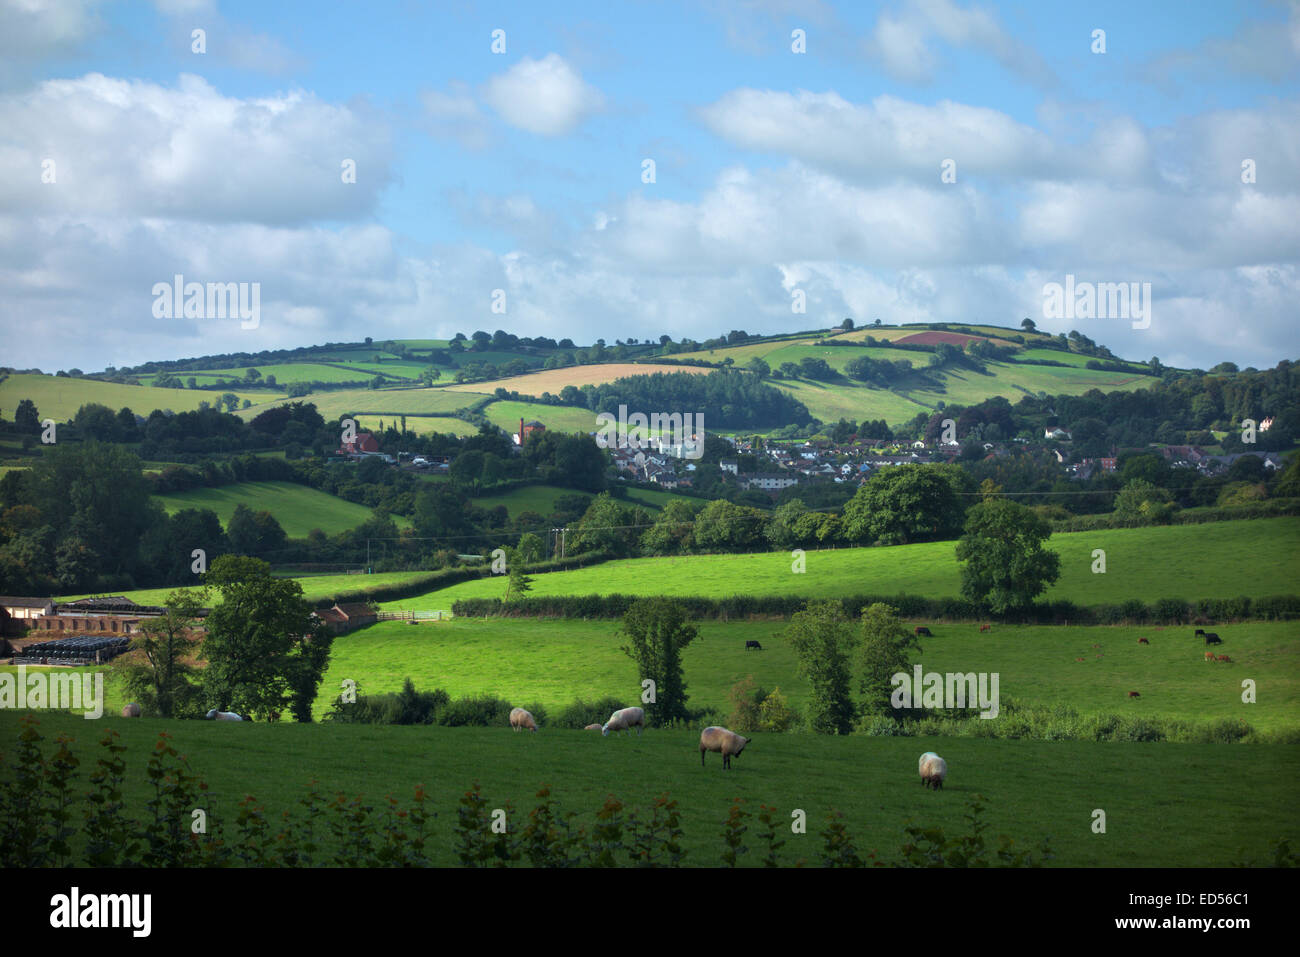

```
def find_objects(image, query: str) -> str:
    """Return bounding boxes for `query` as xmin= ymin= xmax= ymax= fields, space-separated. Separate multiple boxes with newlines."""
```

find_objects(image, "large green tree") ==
xmin=955 ymin=499 xmax=1061 ymax=615
xmin=619 ymin=598 xmax=698 ymax=727
xmin=857 ymin=602 xmax=921 ymax=717
xmin=199 ymin=556 xmax=334 ymax=721
xmin=783 ymin=600 xmax=858 ymax=734
xmin=842 ymin=464 xmax=971 ymax=545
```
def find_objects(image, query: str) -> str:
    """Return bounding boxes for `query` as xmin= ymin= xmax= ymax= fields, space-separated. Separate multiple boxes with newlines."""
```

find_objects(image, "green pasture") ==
xmin=771 ymin=377 xmax=932 ymax=425
xmin=154 ymin=481 xmax=409 ymax=537
xmin=145 ymin=363 xmax=375 ymax=386
xmin=471 ymin=483 xmax=702 ymax=519
xmin=1 ymin=711 xmax=1294 ymax=866
xmin=240 ymin=386 xmax=484 ymax=422
xmin=0 ymin=374 xmax=282 ymax=423
xmin=415 ymin=518 xmax=1300 ymax=608
xmin=482 ymin=401 xmax=599 ymax=435
xmin=311 ymin=618 xmax=1299 ymax=732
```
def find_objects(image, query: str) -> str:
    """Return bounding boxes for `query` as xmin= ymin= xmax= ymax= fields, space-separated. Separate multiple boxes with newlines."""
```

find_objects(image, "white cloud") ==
xmin=481 ymin=53 xmax=604 ymax=136
xmin=0 ymin=73 xmax=394 ymax=224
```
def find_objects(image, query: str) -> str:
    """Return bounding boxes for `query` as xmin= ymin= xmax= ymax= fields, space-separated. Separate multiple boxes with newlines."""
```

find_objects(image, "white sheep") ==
xmin=205 ymin=709 xmax=244 ymax=721
xmin=700 ymin=726 xmax=749 ymax=770
xmin=601 ymin=706 xmax=645 ymax=737
xmin=918 ymin=751 xmax=938 ymax=776
xmin=919 ymin=753 xmax=947 ymax=790
xmin=509 ymin=707 xmax=539 ymax=732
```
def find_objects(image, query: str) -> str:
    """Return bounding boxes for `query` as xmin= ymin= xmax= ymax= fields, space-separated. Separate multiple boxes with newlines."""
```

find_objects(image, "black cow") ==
xmin=745 ymin=640 xmax=763 ymax=651
xmin=1194 ymin=629 xmax=1206 ymax=637
xmin=915 ymin=626 xmax=932 ymax=637
xmin=1204 ymin=633 xmax=1222 ymax=645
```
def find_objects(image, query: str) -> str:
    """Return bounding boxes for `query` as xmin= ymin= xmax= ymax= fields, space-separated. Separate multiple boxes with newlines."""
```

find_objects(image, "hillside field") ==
xmin=471 ymin=483 xmax=704 ymax=518
xmin=0 ymin=374 xmax=281 ymax=422
xmin=239 ymin=386 xmax=485 ymax=422
xmin=403 ymin=517 xmax=1300 ymax=608
xmin=155 ymin=480 xmax=410 ymax=537
xmin=482 ymin=401 xmax=600 ymax=435
xmin=2 ymin=711 xmax=1294 ymax=867
xmin=308 ymin=618 xmax=1300 ymax=732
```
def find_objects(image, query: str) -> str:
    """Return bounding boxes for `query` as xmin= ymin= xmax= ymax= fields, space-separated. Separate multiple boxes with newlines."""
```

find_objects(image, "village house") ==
xmin=338 ymin=432 xmax=380 ymax=455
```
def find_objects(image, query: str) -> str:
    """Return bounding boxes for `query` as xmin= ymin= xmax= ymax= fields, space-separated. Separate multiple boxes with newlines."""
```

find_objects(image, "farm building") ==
xmin=339 ymin=432 xmax=380 ymax=455
xmin=0 ymin=597 xmax=56 ymax=635
xmin=515 ymin=418 xmax=546 ymax=446
xmin=313 ymin=602 xmax=379 ymax=635
xmin=26 ymin=596 xmax=175 ymax=636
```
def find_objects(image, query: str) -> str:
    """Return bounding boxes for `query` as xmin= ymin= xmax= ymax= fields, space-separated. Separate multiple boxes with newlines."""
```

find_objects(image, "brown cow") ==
xmin=1138 ymin=638 xmax=1149 ymax=644
xmin=1128 ymin=691 xmax=1140 ymax=698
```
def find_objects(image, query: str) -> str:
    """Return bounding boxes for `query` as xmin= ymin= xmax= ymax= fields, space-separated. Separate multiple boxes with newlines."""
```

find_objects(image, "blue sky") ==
xmin=2 ymin=0 xmax=1297 ymax=371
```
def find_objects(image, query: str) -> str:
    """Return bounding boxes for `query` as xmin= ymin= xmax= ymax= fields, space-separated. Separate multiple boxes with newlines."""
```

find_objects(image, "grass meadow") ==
xmin=0 ymin=374 xmax=280 ymax=422
xmin=409 ymin=517 xmax=1300 ymax=608
xmin=308 ymin=618 xmax=1300 ymax=731
xmin=155 ymin=480 xmax=410 ymax=536
xmin=471 ymin=483 xmax=703 ymax=518
xmin=1 ymin=710 xmax=1294 ymax=867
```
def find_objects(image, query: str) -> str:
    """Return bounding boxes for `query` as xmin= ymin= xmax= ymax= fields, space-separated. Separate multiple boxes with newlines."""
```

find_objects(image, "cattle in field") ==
xmin=206 ymin=709 xmax=244 ymax=721
xmin=915 ymin=626 xmax=932 ymax=637
xmin=1195 ymin=629 xmax=1206 ymax=637
xmin=1138 ymin=638 xmax=1149 ymax=644
xmin=1128 ymin=691 xmax=1140 ymax=699
xmin=1216 ymin=655 xmax=1232 ymax=663
xmin=1205 ymin=651 xmax=1216 ymax=661
xmin=745 ymin=640 xmax=763 ymax=651
xmin=1204 ymin=633 xmax=1222 ymax=645
xmin=979 ymin=624 xmax=991 ymax=633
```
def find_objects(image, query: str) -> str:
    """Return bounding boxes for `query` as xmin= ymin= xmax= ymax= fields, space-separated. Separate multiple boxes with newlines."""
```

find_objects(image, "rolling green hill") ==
xmin=395 ymin=518 xmax=1300 ymax=608
xmin=155 ymin=480 xmax=410 ymax=537
xmin=0 ymin=374 xmax=282 ymax=422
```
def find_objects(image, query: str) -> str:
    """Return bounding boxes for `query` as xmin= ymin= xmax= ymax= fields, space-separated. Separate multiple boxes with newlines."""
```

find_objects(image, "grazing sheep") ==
xmin=509 ymin=707 xmax=539 ymax=732
xmin=915 ymin=626 xmax=932 ymax=637
xmin=205 ymin=709 xmax=243 ymax=721
xmin=1128 ymin=691 xmax=1141 ymax=699
xmin=1138 ymin=638 xmax=1149 ymax=644
xmin=602 ymin=706 xmax=645 ymax=737
xmin=918 ymin=751 xmax=939 ymax=777
xmin=1205 ymin=633 xmax=1222 ymax=645
xmin=745 ymin=640 xmax=763 ymax=651
xmin=121 ymin=702 xmax=141 ymax=718
xmin=919 ymin=753 xmax=947 ymax=790
xmin=700 ymin=726 xmax=750 ymax=770
xmin=584 ymin=723 xmax=603 ymax=731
